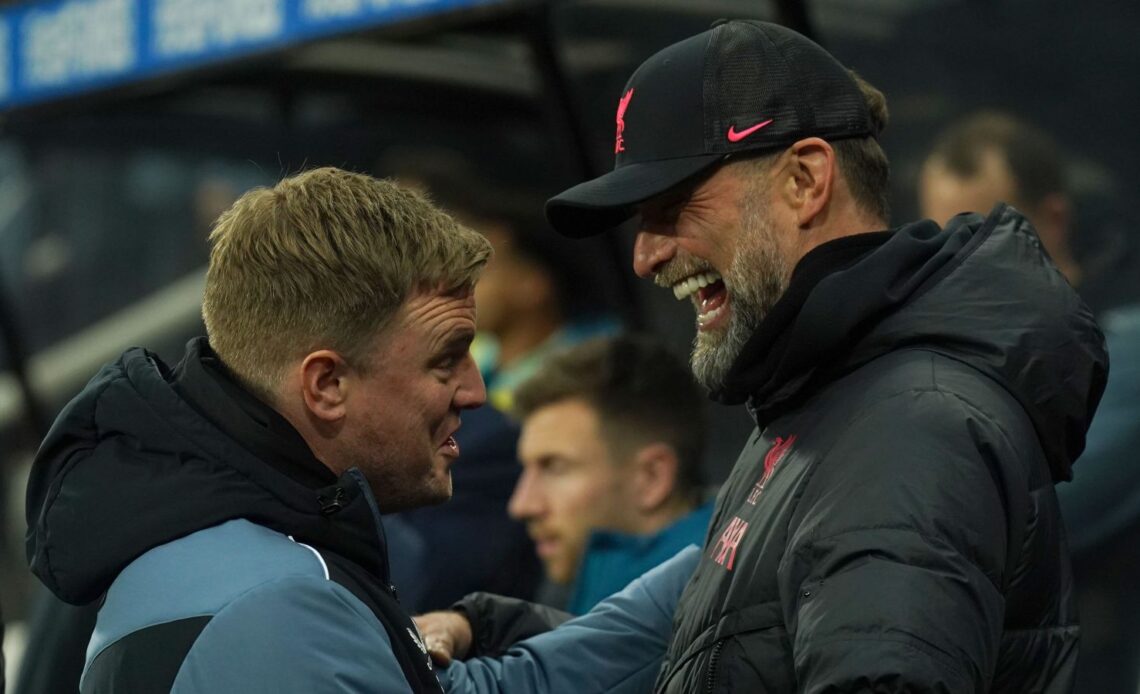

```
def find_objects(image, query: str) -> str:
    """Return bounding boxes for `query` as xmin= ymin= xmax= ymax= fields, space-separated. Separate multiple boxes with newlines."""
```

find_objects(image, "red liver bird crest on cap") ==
xmin=615 ymin=89 xmax=634 ymax=154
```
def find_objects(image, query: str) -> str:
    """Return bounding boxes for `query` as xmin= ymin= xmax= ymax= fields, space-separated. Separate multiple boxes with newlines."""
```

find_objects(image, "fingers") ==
xmin=415 ymin=611 xmax=465 ymax=666
xmin=424 ymin=636 xmax=454 ymax=666
xmin=414 ymin=609 xmax=474 ymax=666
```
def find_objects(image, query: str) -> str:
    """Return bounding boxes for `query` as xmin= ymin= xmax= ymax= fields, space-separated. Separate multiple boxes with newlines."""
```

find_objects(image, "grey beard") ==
xmin=689 ymin=203 xmax=789 ymax=392
xmin=690 ymin=293 xmax=759 ymax=391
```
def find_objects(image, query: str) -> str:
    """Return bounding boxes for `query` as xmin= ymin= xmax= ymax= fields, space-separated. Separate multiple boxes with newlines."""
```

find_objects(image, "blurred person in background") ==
xmin=384 ymin=151 xmax=619 ymax=414
xmin=423 ymin=20 xmax=1107 ymax=693
xmin=24 ymin=167 xmax=490 ymax=693
xmin=506 ymin=334 xmax=712 ymax=614
xmin=920 ymin=110 xmax=1140 ymax=314
xmin=921 ymin=110 xmax=1140 ymax=694
xmin=469 ymin=208 xmax=614 ymax=413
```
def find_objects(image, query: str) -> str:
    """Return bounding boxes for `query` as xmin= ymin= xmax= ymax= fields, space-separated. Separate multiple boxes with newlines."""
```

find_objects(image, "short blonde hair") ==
xmin=202 ymin=167 xmax=492 ymax=400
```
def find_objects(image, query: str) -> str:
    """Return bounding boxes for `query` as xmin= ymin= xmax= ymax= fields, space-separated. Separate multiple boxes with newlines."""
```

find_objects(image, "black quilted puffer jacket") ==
xmin=655 ymin=205 xmax=1105 ymax=693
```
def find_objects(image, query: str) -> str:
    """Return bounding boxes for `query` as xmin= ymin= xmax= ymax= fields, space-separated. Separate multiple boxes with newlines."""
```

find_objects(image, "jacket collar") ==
xmin=712 ymin=230 xmax=895 ymax=410
xmin=172 ymin=337 xmax=337 ymax=489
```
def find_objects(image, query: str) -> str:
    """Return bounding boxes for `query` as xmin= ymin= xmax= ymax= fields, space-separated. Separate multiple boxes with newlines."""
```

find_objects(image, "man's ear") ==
xmin=780 ymin=137 xmax=836 ymax=228
xmin=630 ymin=442 xmax=680 ymax=513
xmin=299 ymin=350 xmax=350 ymax=423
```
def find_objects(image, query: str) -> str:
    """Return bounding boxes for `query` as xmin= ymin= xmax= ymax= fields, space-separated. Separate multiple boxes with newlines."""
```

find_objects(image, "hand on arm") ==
xmin=439 ymin=545 xmax=699 ymax=694
xmin=414 ymin=611 xmax=473 ymax=666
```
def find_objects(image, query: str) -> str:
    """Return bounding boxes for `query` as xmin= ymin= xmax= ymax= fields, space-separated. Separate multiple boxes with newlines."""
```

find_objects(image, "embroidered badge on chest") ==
xmin=709 ymin=435 xmax=799 ymax=571
xmin=746 ymin=435 xmax=797 ymax=505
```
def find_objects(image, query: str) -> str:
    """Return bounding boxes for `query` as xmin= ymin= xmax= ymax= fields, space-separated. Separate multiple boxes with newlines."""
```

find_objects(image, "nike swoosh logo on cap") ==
xmin=726 ymin=119 xmax=774 ymax=142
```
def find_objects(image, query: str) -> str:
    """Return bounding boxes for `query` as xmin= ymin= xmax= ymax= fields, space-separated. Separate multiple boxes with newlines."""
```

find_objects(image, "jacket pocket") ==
xmin=704 ymin=623 xmax=795 ymax=693
xmin=661 ymin=601 xmax=795 ymax=694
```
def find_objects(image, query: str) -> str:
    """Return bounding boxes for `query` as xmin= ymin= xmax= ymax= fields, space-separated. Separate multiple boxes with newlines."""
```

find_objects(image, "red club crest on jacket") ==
xmin=747 ymin=435 xmax=797 ymax=505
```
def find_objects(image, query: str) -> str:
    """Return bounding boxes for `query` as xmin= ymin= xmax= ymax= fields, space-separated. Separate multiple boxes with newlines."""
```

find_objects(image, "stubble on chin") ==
xmin=394 ymin=467 xmax=453 ymax=511
xmin=355 ymin=450 xmax=454 ymax=513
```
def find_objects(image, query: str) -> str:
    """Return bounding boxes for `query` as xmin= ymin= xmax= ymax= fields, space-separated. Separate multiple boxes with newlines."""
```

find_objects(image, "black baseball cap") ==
xmin=546 ymin=19 xmax=877 ymax=238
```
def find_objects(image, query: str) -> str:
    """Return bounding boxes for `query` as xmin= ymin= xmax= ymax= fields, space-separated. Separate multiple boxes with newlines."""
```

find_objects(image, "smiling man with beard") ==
xmin=25 ymin=167 xmax=491 ymax=693
xmin=425 ymin=19 xmax=1107 ymax=694
xmin=648 ymin=170 xmax=792 ymax=390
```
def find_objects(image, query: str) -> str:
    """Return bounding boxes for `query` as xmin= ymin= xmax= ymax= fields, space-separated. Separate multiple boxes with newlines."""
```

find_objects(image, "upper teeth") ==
xmin=672 ymin=272 xmax=721 ymax=301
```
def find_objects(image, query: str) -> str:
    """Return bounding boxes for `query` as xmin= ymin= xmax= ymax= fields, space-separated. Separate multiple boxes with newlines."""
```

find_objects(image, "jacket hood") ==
xmin=723 ymin=204 xmax=1107 ymax=482
xmin=26 ymin=343 xmax=390 ymax=605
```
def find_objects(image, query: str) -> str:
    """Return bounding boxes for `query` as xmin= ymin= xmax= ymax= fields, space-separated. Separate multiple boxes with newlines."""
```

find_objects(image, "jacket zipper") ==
xmin=705 ymin=640 xmax=725 ymax=693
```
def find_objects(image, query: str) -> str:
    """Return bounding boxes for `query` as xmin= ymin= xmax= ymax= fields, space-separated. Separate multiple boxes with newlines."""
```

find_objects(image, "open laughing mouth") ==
xmin=672 ymin=271 xmax=728 ymax=330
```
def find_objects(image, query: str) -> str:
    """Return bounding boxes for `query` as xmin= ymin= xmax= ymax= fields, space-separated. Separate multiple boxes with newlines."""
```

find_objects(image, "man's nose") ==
xmin=454 ymin=354 xmax=487 ymax=410
xmin=507 ymin=469 xmax=545 ymax=521
xmin=632 ymin=229 xmax=676 ymax=278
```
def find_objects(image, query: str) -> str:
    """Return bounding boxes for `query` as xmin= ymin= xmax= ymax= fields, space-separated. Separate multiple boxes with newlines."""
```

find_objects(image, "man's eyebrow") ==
xmin=435 ymin=328 xmax=475 ymax=353
xmin=536 ymin=453 xmax=573 ymax=468
xmin=639 ymin=190 xmax=686 ymax=216
xmin=644 ymin=180 xmax=700 ymax=212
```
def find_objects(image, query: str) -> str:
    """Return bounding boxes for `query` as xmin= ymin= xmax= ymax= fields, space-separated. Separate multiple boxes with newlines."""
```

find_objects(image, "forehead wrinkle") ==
xmin=426 ymin=315 xmax=475 ymax=353
xmin=401 ymin=288 xmax=474 ymax=322
xmin=682 ymin=167 xmax=748 ymax=228
xmin=395 ymin=292 xmax=476 ymax=348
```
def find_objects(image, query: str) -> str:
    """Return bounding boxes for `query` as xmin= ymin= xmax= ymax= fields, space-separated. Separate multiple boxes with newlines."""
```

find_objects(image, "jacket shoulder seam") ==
xmin=183 ymin=574 xmax=388 ymax=655
xmin=204 ymin=573 xmax=382 ymax=630
xmin=924 ymin=352 xmax=1022 ymax=443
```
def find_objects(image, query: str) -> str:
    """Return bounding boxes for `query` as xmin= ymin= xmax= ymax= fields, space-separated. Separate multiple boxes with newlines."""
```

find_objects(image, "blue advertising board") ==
xmin=0 ymin=0 xmax=505 ymax=109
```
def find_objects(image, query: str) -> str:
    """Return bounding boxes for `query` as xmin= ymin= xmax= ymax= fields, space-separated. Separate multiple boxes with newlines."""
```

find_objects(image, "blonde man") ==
xmin=26 ymin=167 xmax=491 ymax=694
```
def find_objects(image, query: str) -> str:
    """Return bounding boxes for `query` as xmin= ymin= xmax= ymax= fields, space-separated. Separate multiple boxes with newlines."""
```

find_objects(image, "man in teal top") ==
xmin=566 ymin=498 xmax=712 ymax=614
xmin=507 ymin=334 xmax=713 ymax=613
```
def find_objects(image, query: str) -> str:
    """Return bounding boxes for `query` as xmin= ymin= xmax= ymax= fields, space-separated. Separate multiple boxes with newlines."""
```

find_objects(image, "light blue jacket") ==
xmin=439 ymin=545 xmax=699 ymax=694
xmin=86 ymin=519 xmax=417 ymax=693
